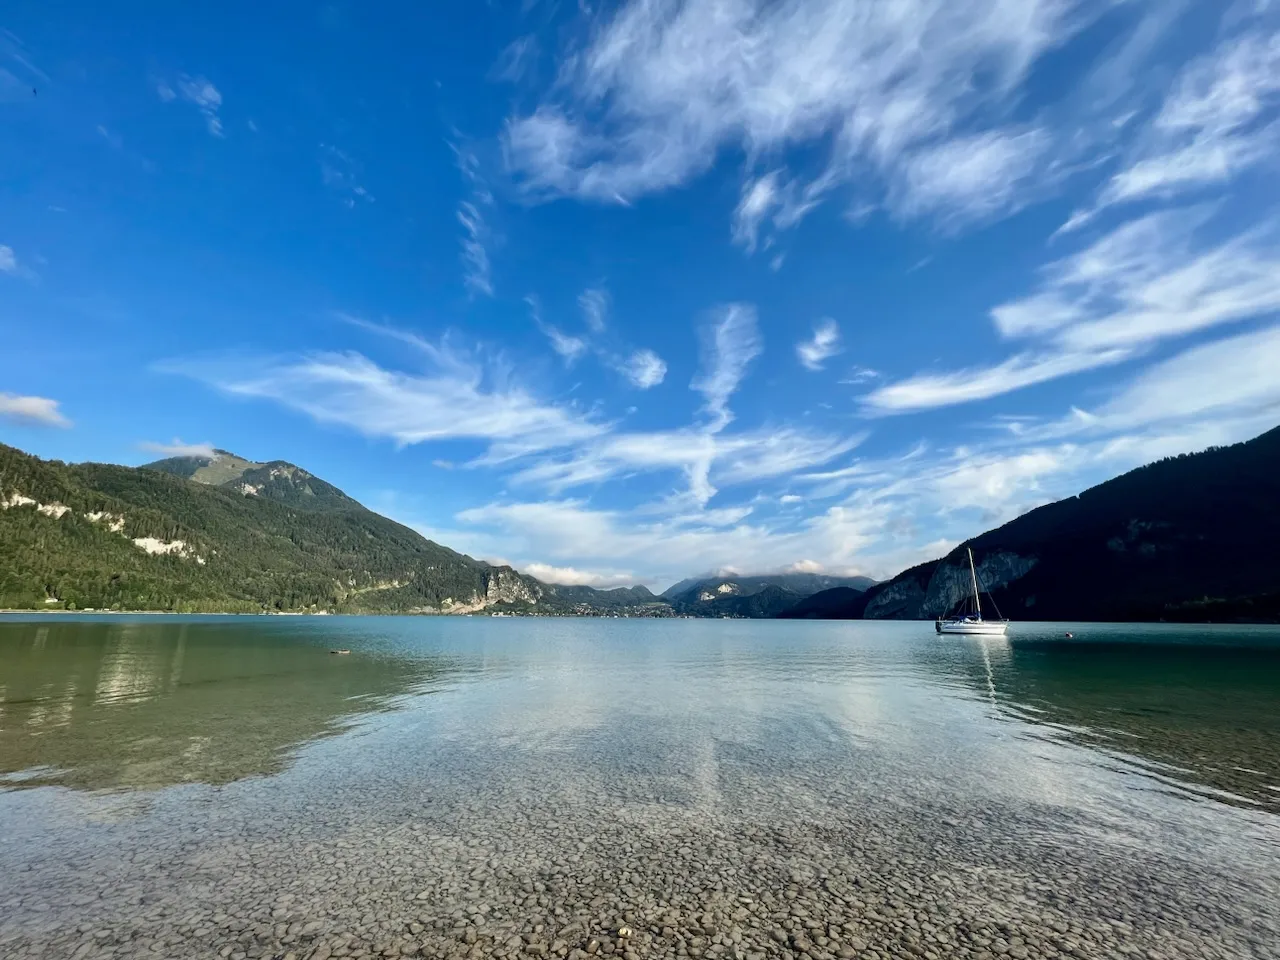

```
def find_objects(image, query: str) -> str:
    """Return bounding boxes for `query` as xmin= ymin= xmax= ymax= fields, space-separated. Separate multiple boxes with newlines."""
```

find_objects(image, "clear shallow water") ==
xmin=1 ymin=616 xmax=1279 ymax=959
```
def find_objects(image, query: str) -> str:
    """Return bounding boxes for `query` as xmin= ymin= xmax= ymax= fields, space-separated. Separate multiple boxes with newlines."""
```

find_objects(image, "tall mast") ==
xmin=967 ymin=547 xmax=982 ymax=619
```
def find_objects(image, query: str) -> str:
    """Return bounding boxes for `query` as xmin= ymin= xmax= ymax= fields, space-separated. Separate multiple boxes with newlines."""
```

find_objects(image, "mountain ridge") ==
xmin=788 ymin=425 xmax=1280 ymax=623
xmin=8 ymin=425 xmax=1277 ymax=620
xmin=0 ymin=444 xmax=663 ymax=615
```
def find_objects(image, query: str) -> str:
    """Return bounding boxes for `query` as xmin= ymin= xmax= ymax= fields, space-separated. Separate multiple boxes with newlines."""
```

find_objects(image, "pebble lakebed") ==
xmin=2 ymin=739 xmax=1277 ymax=960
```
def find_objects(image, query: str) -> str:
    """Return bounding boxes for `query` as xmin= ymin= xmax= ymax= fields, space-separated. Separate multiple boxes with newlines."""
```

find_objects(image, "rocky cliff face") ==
xmin=918 ymin=551 xmax=1038 ymax=618
xmin=483 ymin=567 xmax=543 ymax=606
xmin=862 ymin=572 xmax=930 ymax=619
xmin=864 ymin=550 xmax=1037 ymax=619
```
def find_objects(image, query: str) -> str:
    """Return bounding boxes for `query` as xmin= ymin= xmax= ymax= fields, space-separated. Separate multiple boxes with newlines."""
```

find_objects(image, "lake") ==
xmin=1 ymin=616 xmax=1278 ymax=960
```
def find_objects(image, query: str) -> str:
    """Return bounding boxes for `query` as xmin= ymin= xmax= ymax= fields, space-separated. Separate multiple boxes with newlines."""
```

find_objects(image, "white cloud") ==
xmin=888 ymin=127 xmax=1051 ymax=227
xmin=139 ymin=439 xmax=218 ymax=458
xmin=497 ymin=301 xmax=825 ymax=508
xmin=796 ymin=318 xmax=841 ymax=371
xmin=453 ymin=144 xmax=495 ymax=297
xmin=578 ymin=288 xmax=609 ymax=332
xmin=545 ymin=326 xmax=589 ymax=363
xmin=530 ymin=290 xmax=664 ymax=385
xmin=320 ymin=144 xmax=375 ymax=208
xmin=713 ymin=427 xmax=864 ymax=486
xmin=526 ymin=295 xmax=588 ymax=364
xmin=997 ymin=207 xmax=1280 ymax=352
xmin=504 ymin=424 xmax=858 ymax=508
xmin=161 ymin=75 xmax=224 ymax=137
xmin=618 ymin=348 xmax=667 ymax=388
xmin=305 ymin=323 xmax=1280 ymax=588
xmin=1083 ymin=26 xmax=1280 ymax=217
xmin=504 ymin=0 xmax=1099 ymax=228
xmin=731 ymin=171 xmax=779 ymax=251
xmin=457 ymin=497 xmax=891 ymax=588
xmin=863 ymin=349 xmax=1131 ymax=414
xmin=691 ymin=303 xmax=761 ymax=431
xmin=867 ymin=204 xmax=1280 ymax=413
xmin=931 ymin=449 xmax=1066 ymax=510
xmin=523 ymin=562 xmax=639 ymax=588
xmin=0 ymin=244 xmax=17 ymax=274
xmin=166 ymin=344 xmax=605 ymax=456
xmin=1026 ymin=323 xmax=1280 ymax=442
xmin=784 ymin=559 xmax=825 ymax=574
xmin=0 ymin=393 xmax=70 ymax=428
xmin=492 ymin=35 xmax=539 ymax=83
xmin=458 ymin=202 xmax=493 ymax=297
xmin=839 ymin=366 xmax=880 ymax=385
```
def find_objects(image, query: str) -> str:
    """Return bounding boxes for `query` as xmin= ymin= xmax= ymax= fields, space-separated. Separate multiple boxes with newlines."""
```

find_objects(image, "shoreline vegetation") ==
xmin=4 ymin=424 xmax=1280 ymax=622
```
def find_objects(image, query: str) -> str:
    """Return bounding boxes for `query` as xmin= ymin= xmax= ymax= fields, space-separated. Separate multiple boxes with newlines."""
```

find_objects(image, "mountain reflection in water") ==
xmin=949 ymin=626 xmax=1280 ymax=811
xmin=0 ymin=617 xmax=451 ymax=791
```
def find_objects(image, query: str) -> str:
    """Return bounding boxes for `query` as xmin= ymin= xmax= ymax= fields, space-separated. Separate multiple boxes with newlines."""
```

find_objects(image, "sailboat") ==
xmin=935 ymin=547 xmax=1009 ymax=636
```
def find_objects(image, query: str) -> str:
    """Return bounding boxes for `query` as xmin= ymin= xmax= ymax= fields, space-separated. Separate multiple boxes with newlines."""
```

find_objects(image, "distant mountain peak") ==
xmin=142 ymin=450 xmax=358 ymax=511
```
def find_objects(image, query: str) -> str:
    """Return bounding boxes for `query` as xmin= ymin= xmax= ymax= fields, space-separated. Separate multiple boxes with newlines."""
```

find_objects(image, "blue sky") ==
xmin=3 ymin=0 xmax=1280 ymax=589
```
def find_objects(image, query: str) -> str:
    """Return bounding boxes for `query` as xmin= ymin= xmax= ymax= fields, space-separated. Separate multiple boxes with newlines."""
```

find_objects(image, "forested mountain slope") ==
xmin=805 ymin=426 xmax=1280 ymax=623
xmin=0 ymin=445 xmax=659 ymax=614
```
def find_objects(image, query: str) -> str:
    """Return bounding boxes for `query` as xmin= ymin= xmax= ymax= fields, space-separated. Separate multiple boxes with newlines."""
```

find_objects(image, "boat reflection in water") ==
xmin=947 ymin=625 xmax=1280 ymax=811
xmin=0 ymin=617 xmax=453 ymax=792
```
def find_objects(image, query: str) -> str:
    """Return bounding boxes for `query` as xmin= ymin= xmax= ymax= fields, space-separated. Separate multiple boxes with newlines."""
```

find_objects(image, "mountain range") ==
xmin=4 ymin=425 xmax=1279 ymax=620
xmin=661 ymin=573 xmax=877 ymax=619
xmin=0 ymin=445 xmax=665 ymax=615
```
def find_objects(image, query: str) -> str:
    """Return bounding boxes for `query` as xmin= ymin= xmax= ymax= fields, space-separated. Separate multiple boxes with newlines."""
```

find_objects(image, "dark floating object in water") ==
xmin=1064 ymin=632 xmax=1074 ymax=638
xmin=330 ymin=649 xmax=351 ymax=655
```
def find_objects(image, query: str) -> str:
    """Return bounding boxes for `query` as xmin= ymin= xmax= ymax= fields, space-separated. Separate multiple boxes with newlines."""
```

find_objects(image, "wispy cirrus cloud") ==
xmin=888 ymin=128 xmax=1051 ymax=228
xmin=505 ymin=303 xmax=854 ymax=508
xmin=863 ymin=350 xmax=1132 ymax=415
xmin=320 ymin=145 xmax=375 ymax=208
xmin=164 ymin=339 xmax=605 ymax=457
xmin=158 ymin=75 xmax=225 ymax=137
xmin=865 ymin=204 xmax=1280 ymax=413
xmin=458 ymin=330 xmax=1280 ymax=587
xmin=796 ymin=319 xmax=841 ymax=371
xmin=506 ymin=424 xmax=860 ymax=501
xmin=578 ymin=287 xmax=609 ymax=333
xmin=731 ymin=172 xmax=779 ymax=252
xmin=453 ymin=143 xmax=495 ymax=297
xmin=526 ymin=295 xmax=588 ymax=364
xmin=692 ymin=303 xmax=762 ymax=432
xmin=504 ymin=0 xmax=1110 ymax=236
xmin=0 ymin=392 xmax=71 ymax=428
xmin=528 ymin=290 xmax=666 ymax=386
xmin=491 ymin=34 xmax=540 ymax=84
xmin=1007 ymin=322 xmax=1280 ymax=446
xmin=458 ymin=202 xmax=493 ymax=296
xmin=1066 ymin=23 xmax=1280 ymax=229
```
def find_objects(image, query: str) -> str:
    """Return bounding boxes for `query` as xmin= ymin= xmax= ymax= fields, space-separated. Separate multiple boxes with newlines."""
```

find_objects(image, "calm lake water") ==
xmin=2 ymin=616 xmax=1279 ymax=959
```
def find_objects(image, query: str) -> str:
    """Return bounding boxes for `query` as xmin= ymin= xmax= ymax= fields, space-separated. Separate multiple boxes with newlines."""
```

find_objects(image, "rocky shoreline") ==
xmin=2 ymin=741 xmax=1275 ymax=960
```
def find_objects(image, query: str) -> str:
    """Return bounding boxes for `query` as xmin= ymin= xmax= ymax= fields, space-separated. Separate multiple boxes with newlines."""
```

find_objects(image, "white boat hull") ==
xmin=937 ymin=619 xmax=1008 ymax=636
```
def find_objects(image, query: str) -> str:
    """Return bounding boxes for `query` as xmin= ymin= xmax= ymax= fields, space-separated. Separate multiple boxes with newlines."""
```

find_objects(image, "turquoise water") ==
xmin=2 ymin=616 xmax=1277 ymax=809
xmin=1 ymin=616 xmax=1278 ymax=958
